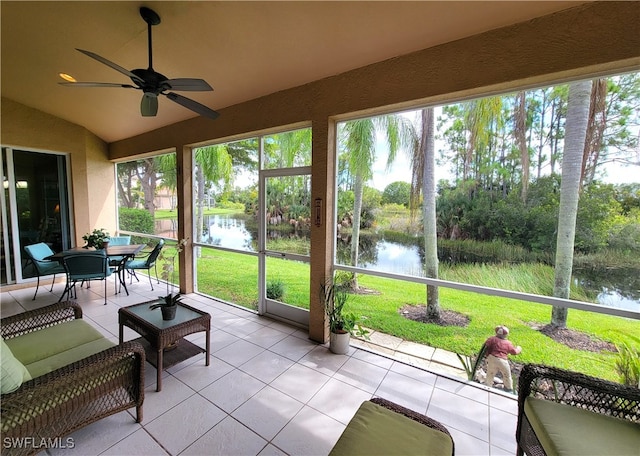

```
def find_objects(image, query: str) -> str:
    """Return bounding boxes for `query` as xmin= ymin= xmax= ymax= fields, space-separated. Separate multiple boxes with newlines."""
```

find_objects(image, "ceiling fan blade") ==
xmin=76 ymin=49 xmax=144 ymax=85
xmin=163 ymin=78 xmax=213 ymax=92
xmin=165 ymin=92 xmax=220 ymax=120
xmin=141 ymin=93 xmax=158 ymax=117
xmin=59 ymin=82 xmax=137 ymax=89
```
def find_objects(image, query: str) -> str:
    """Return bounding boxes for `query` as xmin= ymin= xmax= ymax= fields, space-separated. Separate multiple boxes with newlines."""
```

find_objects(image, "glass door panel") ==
xmin=1 ymin=148 xmax=71 ymax=284
xmin=261 ymin=171 xmax=311 ymax=325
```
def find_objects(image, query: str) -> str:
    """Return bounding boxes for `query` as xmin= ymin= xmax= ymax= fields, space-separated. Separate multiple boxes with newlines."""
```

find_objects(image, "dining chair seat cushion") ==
xmin=125 ymin=259 xmax=149 ymax=269
xmin=23 ymin=243 xmax=54 ymax=262
xmin=36 ymin=260 xmax=66 ymax=275
xmin=23 ymin=243 xmax=65 ymax=274
xmin=107 ymin=236 xmax=131 ymax=246
xmin=524 ymin=397 xmax=640 ymax=456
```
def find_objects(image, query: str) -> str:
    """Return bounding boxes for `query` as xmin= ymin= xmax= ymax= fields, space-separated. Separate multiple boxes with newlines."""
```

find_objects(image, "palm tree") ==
xmin=462 ymin=97 xmax=503 ymax=181
xmin=194 ymin=145 xmax=233 ymax=243
xmin=552 ymin=79 xmax=592 ymax=328
xmin=341 ymin=115 xmax=415 ymax=289
xmin=411 ymin=107 xmax=440 ymax=319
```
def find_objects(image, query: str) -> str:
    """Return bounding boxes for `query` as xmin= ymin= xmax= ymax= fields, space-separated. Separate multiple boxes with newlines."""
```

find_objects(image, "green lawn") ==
xmin=161 ymin=246 xmax=639 ymax=382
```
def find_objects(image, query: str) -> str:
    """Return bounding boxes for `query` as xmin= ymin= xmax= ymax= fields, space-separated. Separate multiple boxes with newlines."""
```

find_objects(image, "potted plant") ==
xmin=149 ymin=238 xmax=188 ymax=321
xmin=150 ymin=292 xmax=182 ymax=320
xmin=82 ymin=228 xmax=110 ymax=249
xmin=320 ymin=277 xmax=369 ymax=354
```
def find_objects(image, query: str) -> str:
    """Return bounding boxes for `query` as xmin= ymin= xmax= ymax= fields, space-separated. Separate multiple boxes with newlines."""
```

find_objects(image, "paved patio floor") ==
xmin=1 ymin=276 xmax=518 ymax=455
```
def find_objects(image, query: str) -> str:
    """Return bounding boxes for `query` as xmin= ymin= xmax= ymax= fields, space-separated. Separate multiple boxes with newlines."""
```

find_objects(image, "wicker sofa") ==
xmin=1 ymin=301 xmax=145 ymax=456
xmin=516 ymin=363 xmax=640 ymax=456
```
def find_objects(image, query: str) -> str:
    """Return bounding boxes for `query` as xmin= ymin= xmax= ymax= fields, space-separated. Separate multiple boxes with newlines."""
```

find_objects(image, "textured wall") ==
xmin=1 ymin=98 xmax=115 ymax=246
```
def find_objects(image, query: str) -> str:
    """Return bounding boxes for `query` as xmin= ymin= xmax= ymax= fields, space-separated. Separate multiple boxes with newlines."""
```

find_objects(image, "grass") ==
xmin=181 ymin=247 xmax=640 ymax=382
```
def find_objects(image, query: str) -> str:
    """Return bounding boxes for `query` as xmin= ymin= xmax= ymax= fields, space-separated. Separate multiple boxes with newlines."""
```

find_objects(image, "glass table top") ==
xmin=123 ymin=300 xmax=207 ymax=328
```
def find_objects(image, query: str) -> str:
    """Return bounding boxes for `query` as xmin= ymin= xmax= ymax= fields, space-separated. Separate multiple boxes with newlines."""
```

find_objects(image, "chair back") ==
xmin=145 ymin=239 xmax=165 ymax=267
xmin=63 ymin=251 xmax=109 ymax=280
xmin=108 ymin=236 xmax=131 ymax=246
xmin=24 ymin=242 xmax=55 ymax=263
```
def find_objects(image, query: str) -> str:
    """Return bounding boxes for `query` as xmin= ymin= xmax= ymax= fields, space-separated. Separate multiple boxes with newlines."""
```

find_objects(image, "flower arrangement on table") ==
xmin=149 ymin=238 xmax=189 ymax=320
xmin=82 ymin=228 xmax=110 ymax=249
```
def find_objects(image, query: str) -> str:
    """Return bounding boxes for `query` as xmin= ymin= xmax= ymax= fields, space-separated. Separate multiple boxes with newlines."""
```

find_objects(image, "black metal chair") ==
xmin=124 ymin=239 xmax=164 ymax=291
xmin=60 ymin=250 xmax=114 ymax=305
xmin=23 ymin=242 xmax=66 ymax=300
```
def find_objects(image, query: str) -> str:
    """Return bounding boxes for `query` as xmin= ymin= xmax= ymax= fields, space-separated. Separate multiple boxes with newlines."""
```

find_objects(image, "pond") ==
xmin=193 ymin=214 xmax=639 ymax=312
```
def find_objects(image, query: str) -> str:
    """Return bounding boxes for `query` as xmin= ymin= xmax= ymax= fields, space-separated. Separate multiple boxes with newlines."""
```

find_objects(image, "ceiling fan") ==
xmin=60 ymin=6 xmax=219 ymax=120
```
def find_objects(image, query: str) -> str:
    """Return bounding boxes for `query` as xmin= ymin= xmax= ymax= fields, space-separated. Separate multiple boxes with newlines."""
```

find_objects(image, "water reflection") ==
xmin=203 ymin=214 xmax=256 ymax=251
xmin=194 ymin=214 xmax=638 ymax=311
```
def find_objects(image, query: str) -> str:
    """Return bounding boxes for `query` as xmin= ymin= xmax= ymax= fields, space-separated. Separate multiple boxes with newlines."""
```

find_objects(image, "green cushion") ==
xmin=525 ymin=397 xmax=640 ymax=456
xmin=1 ymin=338 xmax=32 ymax=394
xmin=24 ymin=338 xmax=115 ymax=379
xmin=329 ymin=401 xmax=453 ymax=456
xmin=5 ymin=319 xmax=105 ymax=365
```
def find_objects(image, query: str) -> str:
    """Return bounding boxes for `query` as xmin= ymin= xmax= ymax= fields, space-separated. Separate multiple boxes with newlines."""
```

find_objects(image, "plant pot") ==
xmin=160 ymin=305 xmax=177 ymax=321
xmin=101 ymin=241 xmax=109 ymax=250
xmin=329 ymin=330 xmax=350 ymax=354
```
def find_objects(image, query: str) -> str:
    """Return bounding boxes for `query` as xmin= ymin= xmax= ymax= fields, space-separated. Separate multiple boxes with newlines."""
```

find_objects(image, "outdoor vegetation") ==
xmin=117 ymin=72 xmax=640 ymax=383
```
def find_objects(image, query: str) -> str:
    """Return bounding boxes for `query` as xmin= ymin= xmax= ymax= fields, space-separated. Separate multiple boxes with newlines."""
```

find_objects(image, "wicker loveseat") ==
xmin=516 ymin=363 xmax=640 ymax=456
xmin=1 ymin=301 xmax=145 ymax=456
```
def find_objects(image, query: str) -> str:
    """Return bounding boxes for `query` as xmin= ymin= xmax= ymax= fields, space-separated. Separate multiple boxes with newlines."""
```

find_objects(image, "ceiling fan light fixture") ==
xmin=141 ymin=93 xmax=158 ymax=116
xmin=59 ymin=73 xmax=76 ymax=82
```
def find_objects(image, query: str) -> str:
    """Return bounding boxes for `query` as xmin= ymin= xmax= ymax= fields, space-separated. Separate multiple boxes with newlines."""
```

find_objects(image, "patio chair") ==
xmin=516 ymin=363 xmax=640 ymax=456
xmin=330 ymin=397 xmax=455 ymax=455
xmin=60 ymin=250 xmax=114 ymax=305
xmin=107 ymin=235 xmax=132 ymax=267
xmin=124 ymin=239 xmax=164 ymax=291
xmin=23 ymin=242 xmax=66 ymax=300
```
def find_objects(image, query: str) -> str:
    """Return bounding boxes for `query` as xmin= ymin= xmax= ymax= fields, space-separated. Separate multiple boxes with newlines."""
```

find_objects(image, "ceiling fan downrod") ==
xmin=140 ymin=7 xmax=161 ymax=71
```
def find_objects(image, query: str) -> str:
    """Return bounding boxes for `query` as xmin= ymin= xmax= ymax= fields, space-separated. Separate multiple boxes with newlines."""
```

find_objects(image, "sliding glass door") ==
xmin=1 ymin=148 xmax=72 ymax=285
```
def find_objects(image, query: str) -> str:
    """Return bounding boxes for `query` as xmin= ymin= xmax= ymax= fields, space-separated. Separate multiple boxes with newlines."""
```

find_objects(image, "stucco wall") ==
xmin=1 ymin=97 xmax=116 ymax=245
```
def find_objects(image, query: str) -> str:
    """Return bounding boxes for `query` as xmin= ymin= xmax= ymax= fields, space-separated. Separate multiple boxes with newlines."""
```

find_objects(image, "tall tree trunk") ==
xmin=552 ymin=80 xmax=591 ymax=328
xmin=515 ymin=91 xmax=529 ymax=202
xmin=349 ymin=172 xmax=364 ymax=289
xmin=421 ymin=108 xmax=440 ymax=318
xmin=581 ymin=78 xmax=608 ymax=187
xmin=138 ymin=159 xmax=157 ymax=218
xmin=195 ymin=166 xmax=205 ymax=243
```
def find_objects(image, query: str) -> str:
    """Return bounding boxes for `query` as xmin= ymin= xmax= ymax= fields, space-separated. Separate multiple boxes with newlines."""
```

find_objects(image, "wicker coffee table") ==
xmin=119 ymin=300 xmax=211 ymax=391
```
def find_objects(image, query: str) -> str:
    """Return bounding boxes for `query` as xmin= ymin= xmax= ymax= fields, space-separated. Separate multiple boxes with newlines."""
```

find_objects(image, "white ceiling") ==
xmin=1 ymin=1 xmax=585 ymax=143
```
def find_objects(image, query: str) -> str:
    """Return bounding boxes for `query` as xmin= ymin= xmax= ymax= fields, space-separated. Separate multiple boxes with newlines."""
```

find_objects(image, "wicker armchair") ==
xmin=1 ymin=302 xmax=145 ymax=456
xmin=516 ymin=363 xmax=640 ymax=456
xmin=330 ymin=397 xmax=454 ymax=455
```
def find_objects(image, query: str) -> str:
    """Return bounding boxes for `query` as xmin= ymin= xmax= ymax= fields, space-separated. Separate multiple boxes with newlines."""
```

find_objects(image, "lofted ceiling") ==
xmin=1 ymin=1 xmax=587 ymax=144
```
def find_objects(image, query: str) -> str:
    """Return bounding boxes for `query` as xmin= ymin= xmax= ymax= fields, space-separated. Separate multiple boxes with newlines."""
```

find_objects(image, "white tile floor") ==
xmin=1 ymin=276 xmax=519 ymax=455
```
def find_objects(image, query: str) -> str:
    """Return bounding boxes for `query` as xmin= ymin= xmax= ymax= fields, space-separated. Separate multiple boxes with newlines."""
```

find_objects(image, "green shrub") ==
xmin=266 ymin=279 xmax=285 ymax=300
xmin=119 ymin=207 xmax=154 ymax=233
xmin=119 ymin=207 xmax=155 ymax=244
xmin=615 ymin=342 xmax=640 ymax=387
